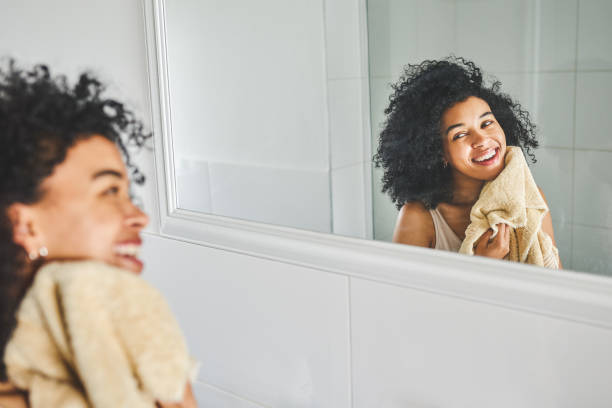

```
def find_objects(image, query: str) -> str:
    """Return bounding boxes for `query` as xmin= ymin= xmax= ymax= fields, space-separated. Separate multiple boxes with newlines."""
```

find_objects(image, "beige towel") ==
xmin=3 ymin=261 xmax=198 ymax=408
xmin=458 ymin=146 xmax=559 ymax=269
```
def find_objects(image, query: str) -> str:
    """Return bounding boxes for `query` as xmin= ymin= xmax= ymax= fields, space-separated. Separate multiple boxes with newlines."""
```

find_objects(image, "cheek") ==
xmin=448 ymin=144 xmax=471 ymax=164
xmin=496 ymin=128 xmax=507 ymax=144
xmin=43 ymin=205 xmax=122 ymax=258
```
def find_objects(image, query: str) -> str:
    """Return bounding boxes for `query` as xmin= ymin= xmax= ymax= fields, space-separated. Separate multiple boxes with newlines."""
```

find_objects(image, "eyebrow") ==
xmin=92 ymin=169 xmax=125 ymax=180
xmin=444 ymin=111 xmax=494 ymax=136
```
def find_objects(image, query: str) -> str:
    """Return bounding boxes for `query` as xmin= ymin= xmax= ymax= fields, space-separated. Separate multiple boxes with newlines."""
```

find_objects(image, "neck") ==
xmin=450 ymin=171 xmax=485 ymax=206
xmin=0 ymin=381 xmax=19 ymax=394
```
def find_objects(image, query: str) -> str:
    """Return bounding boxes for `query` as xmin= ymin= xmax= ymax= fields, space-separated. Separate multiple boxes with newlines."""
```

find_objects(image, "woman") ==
xmin=0 ymin=62 xmax=196 ymax=407
xmin=374 ymin=57 xmax=560 ymax=265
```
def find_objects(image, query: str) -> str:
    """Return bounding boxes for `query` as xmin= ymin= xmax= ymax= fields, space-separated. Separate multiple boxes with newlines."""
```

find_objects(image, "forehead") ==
xmin=442 ymin=96 xmax=492 ymax=122
xmin=40 ymin=135 xmax=126 ymax=193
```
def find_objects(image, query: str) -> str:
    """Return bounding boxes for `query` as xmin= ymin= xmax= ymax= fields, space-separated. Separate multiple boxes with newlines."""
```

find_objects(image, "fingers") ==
xmin=474 ymin=224 xmax=511 ymax=259
xmin=476 ymin=229 xmax=494 ymax=249
xmin=491 ymin=223 xmax=510 ymax=256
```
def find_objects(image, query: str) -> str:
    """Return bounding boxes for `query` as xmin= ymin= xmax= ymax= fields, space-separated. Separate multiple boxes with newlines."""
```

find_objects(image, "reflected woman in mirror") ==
xmin=0 ymin=61 xmax=197 ymax=407
xmin=375 ymin=57 xmax=561 ymax=269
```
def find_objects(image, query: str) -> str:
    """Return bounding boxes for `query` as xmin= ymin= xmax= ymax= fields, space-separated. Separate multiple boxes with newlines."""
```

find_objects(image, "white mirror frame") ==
xmin=142 ymin=0 xmax=612 ymax=329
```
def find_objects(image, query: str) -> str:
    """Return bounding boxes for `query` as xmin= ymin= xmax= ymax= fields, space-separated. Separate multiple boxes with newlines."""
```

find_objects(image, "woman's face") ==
xmin=20 ymin=135 xmax=149 ymax=274
xmin=441 ymin=96 xmax=507 ymax=183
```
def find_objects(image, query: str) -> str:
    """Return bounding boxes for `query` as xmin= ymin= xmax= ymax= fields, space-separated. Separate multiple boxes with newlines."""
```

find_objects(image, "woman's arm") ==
xmin=392 ymin=202 xmax=435 ymax=248
xmin=538 ymin=187 xmax=563 ymax=269
xmin=157 ymin=383 xmax=197 ymax=408
xmin=0 ymin=382 xmax=28 ymax=408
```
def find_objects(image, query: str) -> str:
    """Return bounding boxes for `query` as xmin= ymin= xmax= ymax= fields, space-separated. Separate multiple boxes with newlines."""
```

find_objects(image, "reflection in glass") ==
xmin=368 ymin=0 xmax=612 ymax=275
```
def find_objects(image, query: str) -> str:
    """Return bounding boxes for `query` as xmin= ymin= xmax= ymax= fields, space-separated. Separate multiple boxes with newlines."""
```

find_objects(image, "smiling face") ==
xmin=23 ymin=135 xmax=149 ymax=273
xmin=441 ymin=96 xmax=507 ymax=183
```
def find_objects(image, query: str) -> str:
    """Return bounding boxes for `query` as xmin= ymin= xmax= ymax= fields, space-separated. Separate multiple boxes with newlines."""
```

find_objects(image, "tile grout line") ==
xmin=569 ymin=0 xmax=580 ymax=269
xmin=538 ymin=145 xmax=612 ymax=153
xmin=347 ymin=276 xmax=355 ymax=408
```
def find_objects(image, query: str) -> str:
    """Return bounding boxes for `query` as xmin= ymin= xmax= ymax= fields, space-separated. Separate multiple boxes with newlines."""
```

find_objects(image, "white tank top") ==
xmin=429 ymin=207 xmax=462 ymax=252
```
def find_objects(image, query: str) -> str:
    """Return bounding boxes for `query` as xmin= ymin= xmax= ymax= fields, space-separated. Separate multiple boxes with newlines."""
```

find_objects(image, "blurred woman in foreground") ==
xmin=0 ymin=61 xmax=197 ymax=407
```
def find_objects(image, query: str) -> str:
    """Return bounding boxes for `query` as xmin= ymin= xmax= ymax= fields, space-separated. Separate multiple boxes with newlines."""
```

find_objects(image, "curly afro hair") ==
xmin=0 ymin=59 xmax=151 ymax=380
xmin=373 ymin=56 xmax=538 ymax=210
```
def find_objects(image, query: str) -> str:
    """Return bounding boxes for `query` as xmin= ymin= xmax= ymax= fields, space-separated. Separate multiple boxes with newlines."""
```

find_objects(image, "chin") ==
xmin=112 ymin=256 xmax=144 ymax=275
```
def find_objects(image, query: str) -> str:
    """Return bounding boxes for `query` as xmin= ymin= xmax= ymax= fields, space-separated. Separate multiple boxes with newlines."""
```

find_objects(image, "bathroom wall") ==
xmin=166 ymin=0 xmax=371 ymax=238
xmin=2 ymin=1 xmax=612 ymax=407
xmin=368 ymin=0 xmax=612 ymax=275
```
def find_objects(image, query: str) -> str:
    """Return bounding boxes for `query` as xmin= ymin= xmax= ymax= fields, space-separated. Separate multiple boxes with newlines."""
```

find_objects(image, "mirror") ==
xmin=160 ymin=0 xmax=611 ymax=276
xmin=368 ymin=0 xmax=612 ymax=275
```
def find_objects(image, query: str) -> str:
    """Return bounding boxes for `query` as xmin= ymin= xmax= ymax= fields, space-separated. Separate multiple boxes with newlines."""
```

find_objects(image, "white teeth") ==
xmin=114 ymin=244 xmax=140 ymax=257
xmin=474 ymin=149 xmax=496 ymax=162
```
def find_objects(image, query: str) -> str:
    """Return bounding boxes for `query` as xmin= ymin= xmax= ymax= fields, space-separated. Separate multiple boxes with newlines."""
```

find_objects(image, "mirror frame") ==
xmin=142 ymin=0 xmax=612 ymax=329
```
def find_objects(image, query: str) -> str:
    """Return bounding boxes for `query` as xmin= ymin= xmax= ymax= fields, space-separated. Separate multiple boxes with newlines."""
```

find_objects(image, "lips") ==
xmin=472 ymin=147 xmax=500 ymax=165
xmin=113 ymin=239 xmax=143 ymax=273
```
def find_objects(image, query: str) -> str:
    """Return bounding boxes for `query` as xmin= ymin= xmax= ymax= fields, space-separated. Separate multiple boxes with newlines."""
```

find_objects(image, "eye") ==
xmin=481 ymin=119 xmax=494 ymax=128
xmin=452 ymin=131 xmax=467 ymax=141
xmin=101 ymin=186 xmax=120 ymax=196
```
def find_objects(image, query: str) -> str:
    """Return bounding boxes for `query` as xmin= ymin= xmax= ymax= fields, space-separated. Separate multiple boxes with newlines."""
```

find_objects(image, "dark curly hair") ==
xmin=374 ymin=56 xmax=538 ymax=210
xmin=0 ymin=59 xmax=151 ymax=381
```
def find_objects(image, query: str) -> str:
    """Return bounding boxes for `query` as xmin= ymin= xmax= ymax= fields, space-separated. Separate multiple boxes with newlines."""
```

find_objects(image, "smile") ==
xmin=472 ymin=147 xmax=500 ymax=165
xmin=113 ymin=243 xmax=141 ymax=257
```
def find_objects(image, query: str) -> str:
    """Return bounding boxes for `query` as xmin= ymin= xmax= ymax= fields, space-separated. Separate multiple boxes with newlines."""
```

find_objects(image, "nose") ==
xmin=471 ymin=129 xmax=487 ymax=148
xmin=125 ymin=201 xmax=149 ymax=230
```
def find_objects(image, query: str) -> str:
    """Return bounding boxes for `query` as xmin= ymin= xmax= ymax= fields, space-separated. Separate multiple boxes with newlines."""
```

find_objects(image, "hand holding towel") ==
xmin=458 ymin=146 xmax=559 ymax=269
xmin=4 ymin=261 xmax=198 ymax=408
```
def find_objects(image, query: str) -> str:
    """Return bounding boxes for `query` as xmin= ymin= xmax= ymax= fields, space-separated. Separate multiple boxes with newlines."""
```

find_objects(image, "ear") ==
xmin=6 ymin=203 xmax=41 ymax=256
xmin=442 ymin=153 xmax=450 ymax=167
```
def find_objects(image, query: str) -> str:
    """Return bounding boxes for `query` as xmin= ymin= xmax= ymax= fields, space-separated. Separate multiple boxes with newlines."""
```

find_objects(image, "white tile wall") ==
xmin=552 ymin=221 xmax=573 ymax=270
xmin=175 ymin=158 xmax=212 ymax=213
xmin=532 ymin=72 xmax=575 ymax=148
xmin=0 ymin=0 xmax=160 ymax=233
xmin=350 ymin=277 xmax=612 ymax=408
xmin=207 ymin=162 xmax=332 ymax=233
xmin=192 ymin=381 xmax=266 ymax=408
xmin=530 ymin=147 xmax=573 ymax=224
xmin=369 ymin=0 xmax=457 ymax=80
xmin=456 ymin=0 xmax=535 ymax=73
xmin=142 ymin=234 xmax=352 ymax=408
xmin=575 ymin=72 xmax=612 ymax=150
xmin=536 ymin=0 xmax=578 ymax=71
xmin=166 ymin=0 xmax=329 ymax=170
xmin=493 ymin=72 xmax=536 ymax=113
xmin=572 ymin=225 xmax=612 ymax=276
xmin=412 ymin=0 xmax=456 ymax=67
xmin=386 ymin=0 xmax=419 ymax=79
xmin=328 ymin=78 xmax=364 ymax=169
xmin=577 ymin=0 xmax=612 ymax=70
xmin=368 ymin=77 xmax=393 ymax=146
xmin=366 ymin=0 xmax=395 ymax=78
xmin=324 ymin=0 xmax=362 ymax=79
xmin=372 ymin=165 xmax=398 ymax=241
xmin=332 ymin=163 xmax=367 ymax=238
xmin=573 ymin=150 xmax=612 ymax=229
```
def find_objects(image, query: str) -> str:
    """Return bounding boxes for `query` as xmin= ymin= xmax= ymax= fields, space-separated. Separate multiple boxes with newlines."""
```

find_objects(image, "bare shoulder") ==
xmin=536 ymin=186 xmax=563 ymax=268
xmin=537 ymin=186 xmax=548 ymax=201
xmin=392 ymin=202 xmax=435 ymax=248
